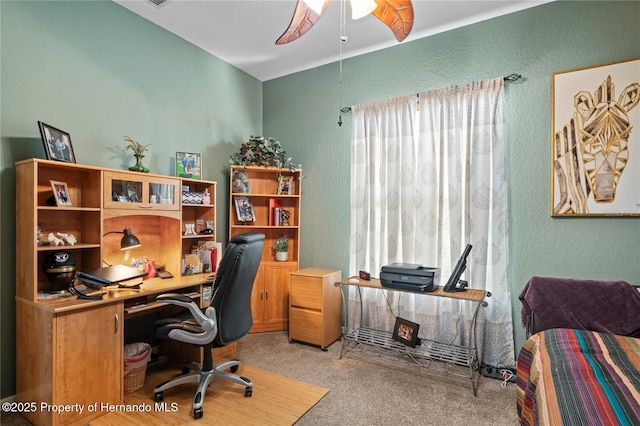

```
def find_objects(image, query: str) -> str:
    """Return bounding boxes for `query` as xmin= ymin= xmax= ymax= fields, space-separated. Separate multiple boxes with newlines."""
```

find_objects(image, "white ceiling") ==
xmin=113 ymin=0 xmax=552 ymax=82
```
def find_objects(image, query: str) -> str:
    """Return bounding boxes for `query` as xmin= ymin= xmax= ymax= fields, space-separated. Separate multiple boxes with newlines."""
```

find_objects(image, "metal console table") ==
xmin=336 ymin=276 xmax=490 ymax=395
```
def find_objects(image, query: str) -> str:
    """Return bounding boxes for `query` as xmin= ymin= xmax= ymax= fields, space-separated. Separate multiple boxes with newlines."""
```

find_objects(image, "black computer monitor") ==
xmin=443 ymin=244 xmax=472 ymax=292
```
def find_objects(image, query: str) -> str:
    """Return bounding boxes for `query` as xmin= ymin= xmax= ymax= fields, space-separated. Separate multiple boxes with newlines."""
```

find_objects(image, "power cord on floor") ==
xmin=500 ymin=369 xmax=515 ymax=387
xmin=482 ymin=363 xmax=516 ymax=386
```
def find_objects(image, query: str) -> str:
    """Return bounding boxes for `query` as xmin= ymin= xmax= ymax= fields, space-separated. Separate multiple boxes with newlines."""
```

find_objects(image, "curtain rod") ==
xmin=339 ymin=74 xmax=523 ymax=114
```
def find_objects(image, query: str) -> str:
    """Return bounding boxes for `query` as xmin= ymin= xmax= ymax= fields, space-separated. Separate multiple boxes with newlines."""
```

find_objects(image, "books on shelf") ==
xmin=269 ymin=198 xmax=291 ymax=226
xmin=269 ymin=199 xmax=280 ymax=226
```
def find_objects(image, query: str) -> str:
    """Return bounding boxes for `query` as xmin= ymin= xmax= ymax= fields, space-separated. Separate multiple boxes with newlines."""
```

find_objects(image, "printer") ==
xmin=380 ymin=263 xmax=440 ymax=292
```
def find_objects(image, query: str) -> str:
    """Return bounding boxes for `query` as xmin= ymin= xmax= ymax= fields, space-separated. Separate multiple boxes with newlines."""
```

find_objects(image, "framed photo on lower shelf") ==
xmin=50 ymin=180 xmax=72 ymax=206
xmin=392 ymin=317 xmax=420 ymax=348
xmin=234 ymin=196 xmax=256 ymax=223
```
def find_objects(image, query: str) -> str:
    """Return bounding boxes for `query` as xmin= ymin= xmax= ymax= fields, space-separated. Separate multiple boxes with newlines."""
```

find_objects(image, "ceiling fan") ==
xmin=276 ymin=0 xmax=414 ymax=45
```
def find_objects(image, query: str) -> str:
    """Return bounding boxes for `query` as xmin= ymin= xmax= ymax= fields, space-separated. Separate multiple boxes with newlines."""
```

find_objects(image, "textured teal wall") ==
xmin=0 ymin=1 xmax=262 ymax=397
xmin=264 ymin=1 xmax=640 ymax=357
xmin=1 ymin=0 xmax=639 ymax=399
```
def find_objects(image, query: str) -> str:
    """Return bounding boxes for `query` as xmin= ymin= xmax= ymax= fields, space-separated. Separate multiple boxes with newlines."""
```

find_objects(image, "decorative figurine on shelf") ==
xmin=57 ymin=232 xmax=77 ymax=246
xmin=144 ymin=259 xmax=157 ymax=279
xmin=48 ymin=233 xmax=64 ymax=246
xmin=37 ymin=226 xmax=48 ymax=246
xmin=231 ymin=170 xmax=251 ymax=193
xmin=202 ymin=188 xmax=211 ymax=205
xmin=184 ymin=223 xmax=196 ymax=236
xmin=124 ymin=135 xmax=152 ymax=173
xmin=281 ymin=209 xmax=291 ymax=226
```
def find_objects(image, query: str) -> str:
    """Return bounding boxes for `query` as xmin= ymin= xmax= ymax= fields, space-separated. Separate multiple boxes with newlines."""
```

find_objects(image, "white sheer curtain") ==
xmin=349 ymin=78 xmax=514 ymax=367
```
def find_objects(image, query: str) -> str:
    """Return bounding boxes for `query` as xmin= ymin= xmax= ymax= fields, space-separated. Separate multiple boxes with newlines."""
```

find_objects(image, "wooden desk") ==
xmin=15 ymin=274 xmax=224 ymax=426
xmin=336 ymin=276 xmax=489 ymax=395
xmin=15 ymin=159 xmax=221 ymax=425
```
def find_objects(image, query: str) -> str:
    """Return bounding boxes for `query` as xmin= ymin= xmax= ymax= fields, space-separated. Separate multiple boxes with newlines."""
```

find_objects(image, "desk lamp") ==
xmin=103 ymin=228 xmax=141 ymax=250
xmin=102 ymin=228 xmax=141 ymax=267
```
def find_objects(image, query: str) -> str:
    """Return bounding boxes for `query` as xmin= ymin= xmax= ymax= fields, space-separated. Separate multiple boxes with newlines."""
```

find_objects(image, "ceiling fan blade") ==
xmin=275 ymin=0 xmax=332 ymax=45
xmin=371 ymin=0 xmax=414 ymax=42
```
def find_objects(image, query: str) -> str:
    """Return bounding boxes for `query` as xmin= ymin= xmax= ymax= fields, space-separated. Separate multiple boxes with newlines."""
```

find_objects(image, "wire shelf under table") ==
xmin=341 ymin=327 xmax=481 ymax=392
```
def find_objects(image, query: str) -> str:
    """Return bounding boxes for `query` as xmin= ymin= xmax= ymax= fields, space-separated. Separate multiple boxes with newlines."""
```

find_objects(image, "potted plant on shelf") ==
xmin=273 ymin=234 xmax=289 ymax=262
xmin=229 ymin=135 xmax=301 ymax=172
xmin=124 ymin=135 xmax=152 ymax=173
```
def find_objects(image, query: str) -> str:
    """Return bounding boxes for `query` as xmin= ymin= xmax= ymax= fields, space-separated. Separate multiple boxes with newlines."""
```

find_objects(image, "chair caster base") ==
xmin=245 ymin=386 xmax=252 ymax=397
xmin=154 ymin=391 xmax=164 ymax=402
xmin=193 ymin=407 xmax=203 ymax=419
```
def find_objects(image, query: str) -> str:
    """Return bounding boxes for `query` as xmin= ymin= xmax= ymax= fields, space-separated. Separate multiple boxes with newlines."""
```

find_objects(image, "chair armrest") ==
xmin=156 ymin=293 xmax=216 ymax=332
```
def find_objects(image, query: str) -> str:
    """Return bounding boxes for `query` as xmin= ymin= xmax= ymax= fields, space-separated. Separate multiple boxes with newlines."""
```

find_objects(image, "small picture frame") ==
xmin=278 ymin=176 xmax=293 ymax=195
xmin=38 ymin=121 xmax=76 ymax=163
xmin=176 ymin=152 xmax=202 ymax=180
xmin=50 ymin=180 xmax=72 ymax=206
xmin=234 ymin=196 xmax=256 ymax=223
xmin=392 ymin=317 xmax=420 ymax=348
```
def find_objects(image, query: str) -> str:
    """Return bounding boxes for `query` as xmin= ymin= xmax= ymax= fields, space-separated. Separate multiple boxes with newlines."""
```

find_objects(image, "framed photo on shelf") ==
xmin=392 ymin=317 xmax=420 ymax=348
xmin=38 ymin=121 xmax=76 ymax=163
xmin=278 ymin=176 xmax=293 ymax=195
xmin=176 ymin=152 xmax=202 ymax=180
xmin=234 ymin=196 xmax=256 ymax=223
xmin=50 ymin=180 xmax=72 ymax=206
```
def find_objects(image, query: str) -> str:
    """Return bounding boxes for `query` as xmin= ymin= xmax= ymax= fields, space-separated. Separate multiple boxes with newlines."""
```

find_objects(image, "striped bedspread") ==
xmin=517 ymin=328 xmax=640 ymax=425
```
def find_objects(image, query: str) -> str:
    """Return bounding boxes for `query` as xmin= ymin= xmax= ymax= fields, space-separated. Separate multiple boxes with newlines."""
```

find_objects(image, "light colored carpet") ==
xmin=237 ymin=331 xmax=519 ymax=425
xmin=3 ymin=330 xmax=519 ymax=425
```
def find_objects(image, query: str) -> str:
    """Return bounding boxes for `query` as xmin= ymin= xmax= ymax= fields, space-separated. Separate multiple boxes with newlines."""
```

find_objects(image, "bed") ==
xmin=516 ymin=276 xmax=640 ymax=426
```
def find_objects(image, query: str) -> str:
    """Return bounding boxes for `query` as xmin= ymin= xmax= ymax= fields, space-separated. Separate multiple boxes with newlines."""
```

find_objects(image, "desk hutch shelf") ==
xmin=14 ymin=159 xmax=221 ymax=426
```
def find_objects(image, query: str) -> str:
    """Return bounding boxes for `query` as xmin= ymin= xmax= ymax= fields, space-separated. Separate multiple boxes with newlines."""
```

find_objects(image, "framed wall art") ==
xmin=38 ymin=121 xmax=76 ymax=163
xmin=176 ymin=152 xmax=202 ymax=180
xmin=552 ymin=57 xmax=640 ymax=216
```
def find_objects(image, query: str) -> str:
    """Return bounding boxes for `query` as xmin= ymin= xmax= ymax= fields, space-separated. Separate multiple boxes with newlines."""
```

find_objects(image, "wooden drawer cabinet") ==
xmin=289 ymin=268 xmax=342 ymax=350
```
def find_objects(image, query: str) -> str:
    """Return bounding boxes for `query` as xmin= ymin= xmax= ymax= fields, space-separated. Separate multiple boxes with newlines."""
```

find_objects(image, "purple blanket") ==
xmin=519 ymin=276 xmax=640 ymax=337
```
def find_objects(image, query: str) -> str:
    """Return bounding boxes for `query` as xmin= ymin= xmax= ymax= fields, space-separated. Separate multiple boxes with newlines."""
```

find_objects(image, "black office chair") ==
xmin=152 ymin=233 xmax=264 ymax=419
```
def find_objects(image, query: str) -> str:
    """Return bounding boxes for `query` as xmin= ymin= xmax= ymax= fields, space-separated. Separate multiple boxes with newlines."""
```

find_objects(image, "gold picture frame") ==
xmin=552 ymin=57 xmax=640 ymax=216
xmin=50 ymin=180 xmax=72 ymax=206
xmin=277 ymin=176 xmax=293 ymax=195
